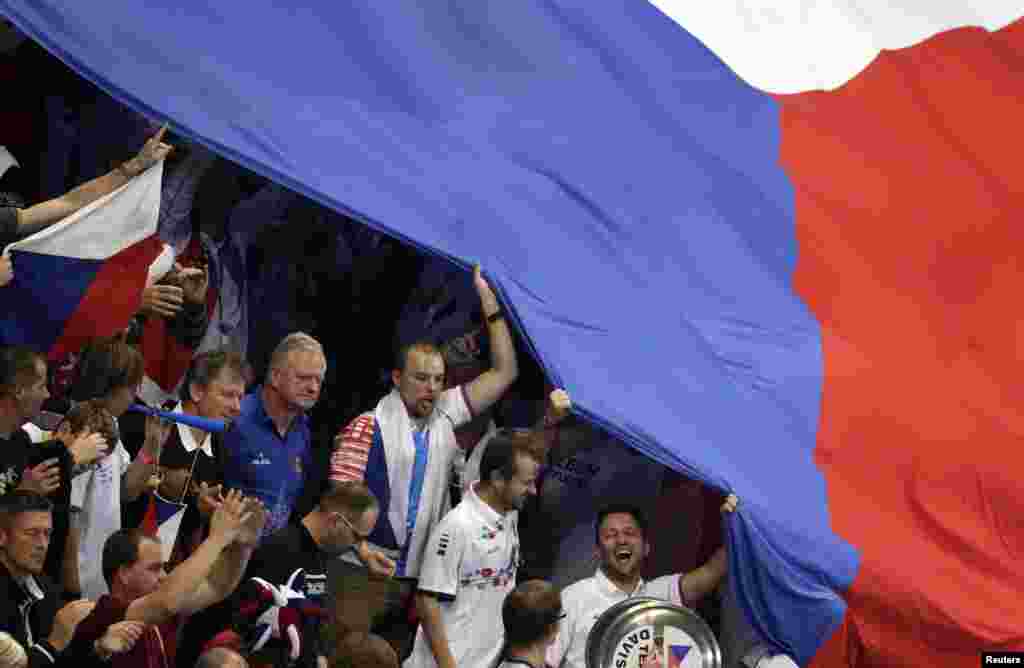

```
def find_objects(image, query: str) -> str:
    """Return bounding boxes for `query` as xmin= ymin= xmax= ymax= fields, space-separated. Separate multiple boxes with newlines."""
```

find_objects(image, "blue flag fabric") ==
xmin=0 ymin=1 xmax=860 ymax=661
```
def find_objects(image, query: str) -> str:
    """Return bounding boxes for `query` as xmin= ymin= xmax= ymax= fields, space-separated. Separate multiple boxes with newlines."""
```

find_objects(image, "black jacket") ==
xmin=0 ymin=561 xmax=62 ymax=666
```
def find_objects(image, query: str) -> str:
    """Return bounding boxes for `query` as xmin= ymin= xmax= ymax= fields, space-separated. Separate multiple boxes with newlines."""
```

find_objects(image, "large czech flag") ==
xmin=2 ymin=2 xmax=1020 ymax=666
xmin=0 ymin=165 xmax=165 ymax=358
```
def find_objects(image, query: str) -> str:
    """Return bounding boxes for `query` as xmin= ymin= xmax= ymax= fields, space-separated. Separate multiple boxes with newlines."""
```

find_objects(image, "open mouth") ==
xmin=615 ymin=548 xmax=633 ymax=563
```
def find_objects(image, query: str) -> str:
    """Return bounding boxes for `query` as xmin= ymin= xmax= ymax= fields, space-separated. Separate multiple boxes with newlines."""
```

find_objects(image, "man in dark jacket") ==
xmin=0 ymin=492 xmax=84 ymax=666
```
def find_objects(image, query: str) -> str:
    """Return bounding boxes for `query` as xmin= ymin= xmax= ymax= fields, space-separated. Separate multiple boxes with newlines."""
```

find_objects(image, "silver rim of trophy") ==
xmin=585 ymin=597 xmax=722 ymax=668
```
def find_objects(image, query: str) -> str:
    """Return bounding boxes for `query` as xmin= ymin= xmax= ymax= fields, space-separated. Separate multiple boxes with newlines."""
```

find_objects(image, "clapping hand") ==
xmin=195 ymin=482 xmax=224 ymax=517
xmin=209 ymin=489 xmax=253 ymax=545
xmin=235 ymin=496 xmax=267 ymax=547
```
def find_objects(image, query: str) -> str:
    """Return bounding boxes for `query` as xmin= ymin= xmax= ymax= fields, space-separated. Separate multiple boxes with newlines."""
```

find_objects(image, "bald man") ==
xmin=196 ymin=647 xmax=249 ymax=668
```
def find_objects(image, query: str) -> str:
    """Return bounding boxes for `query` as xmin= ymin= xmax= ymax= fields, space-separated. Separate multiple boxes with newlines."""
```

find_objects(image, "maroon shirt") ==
xmin=71 ymin=595 xmax=181 ymax=668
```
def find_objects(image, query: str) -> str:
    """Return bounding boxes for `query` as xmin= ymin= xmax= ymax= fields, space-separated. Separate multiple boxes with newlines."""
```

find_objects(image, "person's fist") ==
xmin=721 ymin=494 xmax=739 ymax=513
xmin=545 ymin=389 xmax=572 ymax=426
xmin=472 ymin=265 xmax=500 ymax=314
xmin=125 ymin=124 xmax=173 ymax=176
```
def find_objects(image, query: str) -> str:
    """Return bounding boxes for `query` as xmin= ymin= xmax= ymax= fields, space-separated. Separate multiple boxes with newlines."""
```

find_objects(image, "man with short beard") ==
xmin=328 ymin=266 xmax=518 ymax=657
xmin=408 ymin=433 xmax=539 ymax=668
xmin=222 ymin=333 xmax=326 ymax=538
xmin=548 ymin=500 xmax=797 ymax=668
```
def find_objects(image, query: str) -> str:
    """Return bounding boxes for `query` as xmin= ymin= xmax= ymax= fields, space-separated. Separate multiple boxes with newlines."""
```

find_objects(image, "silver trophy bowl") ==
xmin=585 ymin=597 xmax=721 ymax=668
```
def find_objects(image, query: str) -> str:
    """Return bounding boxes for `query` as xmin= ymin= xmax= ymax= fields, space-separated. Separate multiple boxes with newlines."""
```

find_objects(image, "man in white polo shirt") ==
xmin=407 ymin=431 xmax=540 ymax=668
xmin=548 ymin=497 xmax=797 ymax=668
xmin=549 ymin=500 xmax=799 ymax=668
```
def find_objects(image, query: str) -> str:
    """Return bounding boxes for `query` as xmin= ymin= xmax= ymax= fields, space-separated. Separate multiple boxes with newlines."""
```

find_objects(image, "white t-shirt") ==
xmin=548 ymin=569 xmax=683 ymax=668
xmin=71 ymin=439 xmax=131 ymax=599
xmin=405 ymin=483 xmax=519 ymax=668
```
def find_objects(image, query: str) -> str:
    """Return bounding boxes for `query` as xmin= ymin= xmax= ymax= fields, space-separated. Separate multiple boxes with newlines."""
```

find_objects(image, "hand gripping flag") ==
xmin=0 ymin=163 xmax=166 ymax=358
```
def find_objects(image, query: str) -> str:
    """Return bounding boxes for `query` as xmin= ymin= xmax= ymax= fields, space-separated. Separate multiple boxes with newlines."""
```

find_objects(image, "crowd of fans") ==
xmin=0 ymin=22 xmax=802 ymax=668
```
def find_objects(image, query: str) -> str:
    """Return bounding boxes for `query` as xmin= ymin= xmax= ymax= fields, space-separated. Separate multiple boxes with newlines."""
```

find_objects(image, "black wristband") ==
xmin=486 ymin=309 xmax=504 ymax=324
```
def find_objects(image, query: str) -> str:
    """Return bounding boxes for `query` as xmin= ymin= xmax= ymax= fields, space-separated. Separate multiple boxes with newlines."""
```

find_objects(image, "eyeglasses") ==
xmin=336 ymin=512 xmax=371 ymax=542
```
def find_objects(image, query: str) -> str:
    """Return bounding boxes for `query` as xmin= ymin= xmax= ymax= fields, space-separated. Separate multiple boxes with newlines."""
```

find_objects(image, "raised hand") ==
xmin=209 ymin=489 xmax=252 ymax=545
xmin=235 ymin=496 xmax=267 ymax=547
xmin=18 ymin=458 xmax=61 ymax=495
xmin=545 ymin=388 xmax=572 ymax=427
xmin=472 ymin=264 xmax=500 ymax=315
xmin=124 ymin=124 xmax=173 ymax=177
xmin=721 ymin=494 xmax=739 ymax=514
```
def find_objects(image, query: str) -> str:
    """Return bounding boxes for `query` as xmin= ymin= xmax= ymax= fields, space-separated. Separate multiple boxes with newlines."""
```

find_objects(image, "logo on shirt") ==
xmin=437 ymin=532 xmax=451 ymax=556
xmin=251 ymin=452 xmax=271 ymax=466
xmin=304 ymin=574 xmax=327 ymax=598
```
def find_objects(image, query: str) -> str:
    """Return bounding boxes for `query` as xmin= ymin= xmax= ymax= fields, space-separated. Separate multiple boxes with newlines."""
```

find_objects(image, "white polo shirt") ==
xmin=405 ymin=483 xmax=519 ymax=668
xmin=548 ymin=569 xmax=684 ymax=668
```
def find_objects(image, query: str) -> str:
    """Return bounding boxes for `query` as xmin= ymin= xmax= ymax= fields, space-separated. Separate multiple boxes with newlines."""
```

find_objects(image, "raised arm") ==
xmin=124 ymin=489 xmax=253 ymax=625
xmin=16 ymin=125 xmax=172 ymax=237
xmin=183 ymin=495 xmax=265 ymax=614
xmin=525 ymin=389 xmax=572 ymax=460
xmin=679 ymin=494 xmax=738 ymax=605
xmin=463 ymin=266 xmax=519 ymax=414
